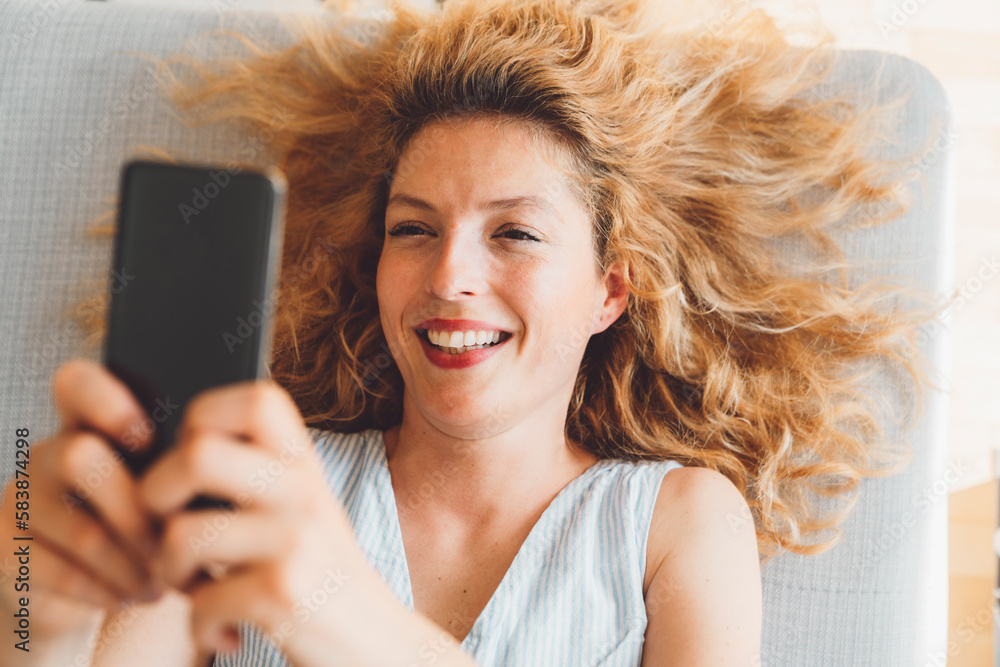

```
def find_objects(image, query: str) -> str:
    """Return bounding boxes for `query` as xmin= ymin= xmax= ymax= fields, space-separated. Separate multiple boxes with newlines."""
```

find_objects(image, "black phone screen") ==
xmin=104 ymin=160 xmax=286 ymax=489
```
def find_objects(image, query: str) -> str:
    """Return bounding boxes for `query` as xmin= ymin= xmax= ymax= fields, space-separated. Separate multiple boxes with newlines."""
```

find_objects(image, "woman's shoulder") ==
xmin=650 ymin=465 xmax=747 ymax=521
xmin=644 ymin=466 xmax=756 ymax=592
xmin=642 ymin=466 xmax=762 ymax=662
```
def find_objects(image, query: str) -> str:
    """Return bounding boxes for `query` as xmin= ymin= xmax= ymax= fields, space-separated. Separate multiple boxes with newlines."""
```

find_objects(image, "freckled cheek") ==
xmin=375 ymin=257 xmax=413 ymax=345
xmin=517 ymin=272 xmax=582 ymax=358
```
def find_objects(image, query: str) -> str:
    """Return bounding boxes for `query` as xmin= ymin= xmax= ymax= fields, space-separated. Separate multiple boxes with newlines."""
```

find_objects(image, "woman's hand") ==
xmin=0 ymin=359 xmax=166 ymax=661
xmin=139 ymin=379 xmax=392 ymax=664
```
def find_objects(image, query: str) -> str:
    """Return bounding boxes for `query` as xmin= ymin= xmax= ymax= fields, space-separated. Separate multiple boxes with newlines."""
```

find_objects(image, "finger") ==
xmin=41 ymin=430 xmax=160 ymax=569
xmin=179 ymin=381 xmax=307 ymax=457
xmin=29 ymin=539 xmax=128 ymax=612
xmin=159 ymin=509 xmax=293 ymax=590
xmin=139 ymin=431 xmax=307 ymax=517
xmin=185 ymin=566 xmax=283 ymax=655
xmin=189 ymin=580 xmax=248 ymax=655
xmin=31 ymin=475 xmax=160 ymax=602
xmin=186 ymin=562 xmax=360 ymax=656
xmin=51 ymin=359 xmax=155 ymax=453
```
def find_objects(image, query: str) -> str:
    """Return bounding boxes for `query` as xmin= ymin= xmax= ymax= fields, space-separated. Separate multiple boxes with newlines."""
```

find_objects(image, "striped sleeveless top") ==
xmin=214 ymin=427 xmax=683 ymax=667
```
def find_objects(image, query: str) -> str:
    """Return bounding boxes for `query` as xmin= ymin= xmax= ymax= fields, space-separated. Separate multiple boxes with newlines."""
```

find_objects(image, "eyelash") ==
xmin=386 ymin=224 xmax=541 ymax=242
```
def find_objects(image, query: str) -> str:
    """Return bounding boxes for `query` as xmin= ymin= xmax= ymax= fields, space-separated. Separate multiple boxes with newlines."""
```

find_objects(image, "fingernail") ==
xmin=140 ymin=585 xmax=164 ymax=603
xmin=150 ymin=554 xmax=167 ymax=585
xmin=102 ymin=590 xmax=126 ymax=611
xmin=137 ymin=534 xmax=158 ymax=560
xmin=216 ymin=625 xmax=240 ymax=652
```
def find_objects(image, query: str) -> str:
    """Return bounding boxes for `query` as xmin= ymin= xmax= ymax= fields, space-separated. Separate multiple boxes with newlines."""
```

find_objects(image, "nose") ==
xmin=425 ymin=227 xmax=488 ymax=299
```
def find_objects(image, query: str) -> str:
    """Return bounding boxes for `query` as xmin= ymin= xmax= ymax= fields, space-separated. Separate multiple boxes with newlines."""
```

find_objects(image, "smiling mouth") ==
xmin=416 ymin=329 xmax=512 ymax=355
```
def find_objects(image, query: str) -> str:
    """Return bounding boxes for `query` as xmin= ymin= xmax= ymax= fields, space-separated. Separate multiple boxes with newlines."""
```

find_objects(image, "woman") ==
xmin=0 ymin=0 xmax=935 ymax=664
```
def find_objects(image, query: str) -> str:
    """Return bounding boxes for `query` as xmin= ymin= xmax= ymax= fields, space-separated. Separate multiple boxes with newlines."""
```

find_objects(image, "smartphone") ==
xmin=103 ymin=158 xmax=287 ymax=510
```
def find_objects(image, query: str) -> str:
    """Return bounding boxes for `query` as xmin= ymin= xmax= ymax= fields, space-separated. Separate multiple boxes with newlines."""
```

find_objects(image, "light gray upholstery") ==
xmin=0 ymin=1 xmax=954 ymax=665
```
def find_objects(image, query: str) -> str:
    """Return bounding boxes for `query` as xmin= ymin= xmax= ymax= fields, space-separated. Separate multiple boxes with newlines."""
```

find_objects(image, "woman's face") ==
xmin=376 ymin=116 xmax=625 ymax=437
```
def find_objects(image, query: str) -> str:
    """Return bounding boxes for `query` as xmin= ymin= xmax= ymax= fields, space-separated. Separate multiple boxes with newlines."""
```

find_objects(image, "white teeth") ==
xmin=424 ymin=329 xmax=507 ymax=350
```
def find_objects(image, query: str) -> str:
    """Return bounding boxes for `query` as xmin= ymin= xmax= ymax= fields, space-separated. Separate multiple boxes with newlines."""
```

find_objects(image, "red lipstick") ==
xmin=414 ymin=320 xmax=513 ymax=370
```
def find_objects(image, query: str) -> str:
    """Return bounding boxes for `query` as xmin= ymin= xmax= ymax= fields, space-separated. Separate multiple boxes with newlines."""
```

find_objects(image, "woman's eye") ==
xmin=498 ymin=227 xmax=540 ymax=242
xmin=386 ymin=224 xmax=540 ymax=242
xmin=386 ymin=224 xmax=426 ymax=237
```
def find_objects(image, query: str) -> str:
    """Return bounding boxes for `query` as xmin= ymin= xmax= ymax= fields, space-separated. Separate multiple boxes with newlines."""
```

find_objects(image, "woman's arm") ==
xmin=90 ymin=591 xmax=208 ymax=667
xmin=331 ymin=568 xmax=480 ymax=667
xmin=84 ymin=567 xmax=477 ymax=667
xmin=641 ymin=466 xmax=762 ymax=666
xmin=132 ymin=380 xmax=479 ymax=667
xmin=0 ymin=361 xmax=167 ymax=667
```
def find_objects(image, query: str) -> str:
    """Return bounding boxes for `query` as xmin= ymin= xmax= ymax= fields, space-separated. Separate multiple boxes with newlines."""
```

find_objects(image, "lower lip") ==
xmin=417 ymin=331 xmax=510 ymax=369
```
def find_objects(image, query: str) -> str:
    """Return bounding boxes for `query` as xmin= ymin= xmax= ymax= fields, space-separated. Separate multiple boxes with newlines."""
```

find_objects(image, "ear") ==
xmin=592 ymin=261 xmax=628 ymax=335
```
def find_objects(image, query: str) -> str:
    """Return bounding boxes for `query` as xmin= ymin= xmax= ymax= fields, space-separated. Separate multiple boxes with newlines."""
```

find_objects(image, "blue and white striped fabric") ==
xmin=214 ymin=427 xmax=683 ymax=667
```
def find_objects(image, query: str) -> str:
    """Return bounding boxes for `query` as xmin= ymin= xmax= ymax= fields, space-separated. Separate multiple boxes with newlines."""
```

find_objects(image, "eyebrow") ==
xmin=386 ymin=192 xmax=559 ymax=219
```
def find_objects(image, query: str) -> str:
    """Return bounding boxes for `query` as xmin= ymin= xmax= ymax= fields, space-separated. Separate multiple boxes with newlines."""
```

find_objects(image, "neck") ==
xmin=383 ymin=391 xmax=600 ymax=534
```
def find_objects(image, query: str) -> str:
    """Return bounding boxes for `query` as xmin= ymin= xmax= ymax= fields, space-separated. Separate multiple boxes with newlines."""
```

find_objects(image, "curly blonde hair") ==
xmin=70 ymin=0 xmax=944 ymax=563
